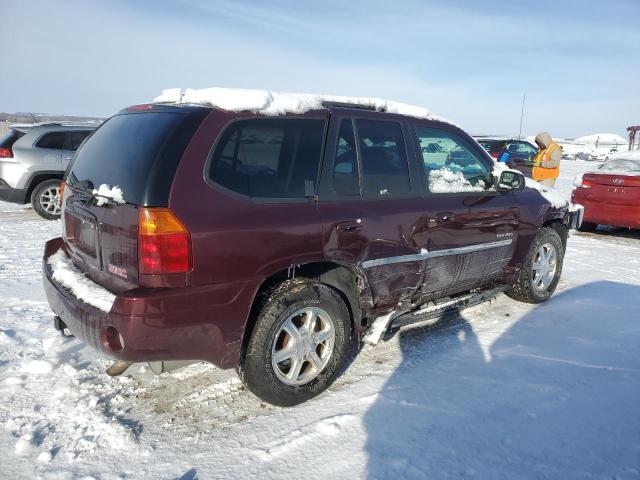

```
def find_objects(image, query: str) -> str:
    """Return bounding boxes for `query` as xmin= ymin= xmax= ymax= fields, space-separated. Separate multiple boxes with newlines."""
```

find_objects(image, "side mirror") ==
xmin=497 ymin=170 xmax=525 ymax=192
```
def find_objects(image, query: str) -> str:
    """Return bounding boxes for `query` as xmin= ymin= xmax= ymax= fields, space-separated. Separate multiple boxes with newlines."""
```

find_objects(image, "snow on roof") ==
xmin=573 ymin=133 xmax=627 ymax=144
xmin=153 ymin=87 xmax=452 ymax=123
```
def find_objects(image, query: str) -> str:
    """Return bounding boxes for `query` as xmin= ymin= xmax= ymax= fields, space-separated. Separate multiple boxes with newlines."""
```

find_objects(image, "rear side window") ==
xmin=0 ymin=130 xmax=25 ymax=148
xmin=36 ymin=132 xmax=66 ymax=150
xmin=68 ymin=131 xmax=92 ymax=151
xmin=333 ymin=120 xmax=359 ymax=196
xmin=209 ymin=119 xmax=325 ymax=199
xmin=356 ymin=119 xmax=410 ymax=197
xmin=67 ymin=110 xmax=207 ymax=205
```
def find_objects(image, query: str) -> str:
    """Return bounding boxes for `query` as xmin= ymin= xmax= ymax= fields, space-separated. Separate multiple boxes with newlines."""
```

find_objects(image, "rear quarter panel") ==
xmin=168 ymin=110 xmax=326 ymax=287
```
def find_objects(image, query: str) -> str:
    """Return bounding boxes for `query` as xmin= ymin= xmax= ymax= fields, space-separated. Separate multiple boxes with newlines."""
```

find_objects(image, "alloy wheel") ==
xmin=271 ymin=307 xmax=335 ymax=386
xmin=531 ymin=242 xmax=557 ymax=292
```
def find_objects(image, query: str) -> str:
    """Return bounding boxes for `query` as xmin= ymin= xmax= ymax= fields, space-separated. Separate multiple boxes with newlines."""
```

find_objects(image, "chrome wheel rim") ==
xmin=40 ymin=186 xmax=61 ymax=215
xmin=531 ymin=242 xmax=557 ymax=292
xmin=271 ymin=307 xmax=335 ymax=386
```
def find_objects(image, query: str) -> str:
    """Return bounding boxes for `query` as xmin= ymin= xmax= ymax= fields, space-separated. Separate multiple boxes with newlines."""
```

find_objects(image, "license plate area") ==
xmin=65 ymin=209 xmax=99 ymax=259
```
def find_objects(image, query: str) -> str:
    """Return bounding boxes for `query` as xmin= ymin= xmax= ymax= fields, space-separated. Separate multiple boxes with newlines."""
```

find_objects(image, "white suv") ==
xmin=0 ymin=123 xmax=98 ymax=219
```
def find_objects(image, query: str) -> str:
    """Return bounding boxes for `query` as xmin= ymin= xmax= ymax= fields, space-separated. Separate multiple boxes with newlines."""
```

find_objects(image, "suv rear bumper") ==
xmin=42 ymin=237 xmax=260 ymax=369
xmin=0 ymin=179 xmax=28 ymax=204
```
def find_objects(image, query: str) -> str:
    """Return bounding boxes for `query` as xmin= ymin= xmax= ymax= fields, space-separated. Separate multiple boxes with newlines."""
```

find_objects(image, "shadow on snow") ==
xmin=364 ymin=281 xmax=640 ymax=479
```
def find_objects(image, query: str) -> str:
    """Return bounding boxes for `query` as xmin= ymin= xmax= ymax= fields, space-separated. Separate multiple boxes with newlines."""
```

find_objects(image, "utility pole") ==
xmin=518 ymin=93 xmax=526 ymax=140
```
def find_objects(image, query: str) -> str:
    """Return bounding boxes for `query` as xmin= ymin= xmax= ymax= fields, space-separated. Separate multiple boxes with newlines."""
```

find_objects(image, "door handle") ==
xmin=435 ymin=212 xmax=455 ymax=224
xmin=336 ymin=219 xmax=363 ymax=233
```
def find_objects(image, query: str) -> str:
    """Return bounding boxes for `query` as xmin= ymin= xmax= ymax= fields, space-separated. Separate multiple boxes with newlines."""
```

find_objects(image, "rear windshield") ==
xmin=599 ymin=158 xmax=640 ymax=174
xmin=0 ymin=129 xmax=25 ymax=148
xmin=67 ymin=110 xmax=207 ymax=206
xmin=478 ymin=140 xmax=502 ymax=151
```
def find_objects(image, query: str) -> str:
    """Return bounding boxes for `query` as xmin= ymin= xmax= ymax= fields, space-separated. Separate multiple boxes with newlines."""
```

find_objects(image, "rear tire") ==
xmin=238 ymin=279 xmax=351 ymax=407
xmin=31 ymin=179 xmax=62 ymax=220
xmin=578 ymin=221 xmax=597 ymax=232
xmin=506 ymin=227 xmax=564 ymax=304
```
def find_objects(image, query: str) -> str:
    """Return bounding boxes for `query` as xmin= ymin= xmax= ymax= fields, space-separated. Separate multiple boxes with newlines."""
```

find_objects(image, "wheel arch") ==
xmin=239 ymin=261 xmax=369 ymax=360
xmin=26 ymin=172 xmax=64 ymax=201
xmin=542 ymin=218 xmax=569 ymax=252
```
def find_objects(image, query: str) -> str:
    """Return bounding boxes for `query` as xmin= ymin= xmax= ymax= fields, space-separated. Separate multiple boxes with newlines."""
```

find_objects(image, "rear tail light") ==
xmin=573 ymin=174 xmax=594 ymax=189
xmin=138 ymin=208 xmax=192 ymax=275
xmin=60 ymin=181 xmax=66 ymax=201
xmin=0 ymin=147 xmax=13 ymax=158
xmin=490 ymin=152 xmax=499 ymax=159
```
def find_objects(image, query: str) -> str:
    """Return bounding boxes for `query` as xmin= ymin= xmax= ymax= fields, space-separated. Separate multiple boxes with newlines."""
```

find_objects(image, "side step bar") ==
xmin=389 ymin=286 xmax=508 ymax=331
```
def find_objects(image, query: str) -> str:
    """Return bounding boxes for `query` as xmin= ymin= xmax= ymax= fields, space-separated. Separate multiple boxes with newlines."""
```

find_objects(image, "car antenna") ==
xmin=517 ymin=93 xmax=526 ymax=140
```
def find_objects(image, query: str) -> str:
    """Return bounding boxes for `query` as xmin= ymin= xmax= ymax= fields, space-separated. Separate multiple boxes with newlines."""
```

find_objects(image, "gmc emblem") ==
xmin=108 ymin=264 xmax=128 ymax=279
xmin=612 ymin=178 xmax=624 ymax=185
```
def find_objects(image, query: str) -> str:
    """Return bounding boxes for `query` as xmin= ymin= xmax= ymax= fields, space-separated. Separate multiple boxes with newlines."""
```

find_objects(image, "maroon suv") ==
xmin=43 ymin=100 xmax=581 ymax=406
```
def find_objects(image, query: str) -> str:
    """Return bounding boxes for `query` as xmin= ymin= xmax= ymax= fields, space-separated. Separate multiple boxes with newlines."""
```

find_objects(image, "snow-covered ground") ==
xmin=1 ymin=161 xmax=639 ymax=479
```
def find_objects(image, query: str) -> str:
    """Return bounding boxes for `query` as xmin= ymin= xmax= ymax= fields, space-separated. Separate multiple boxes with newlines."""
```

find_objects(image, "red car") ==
xmin=43 ymin=94 xmax=581 ymax=406
xmin=572 ymin=155 xmax=640 ymax=231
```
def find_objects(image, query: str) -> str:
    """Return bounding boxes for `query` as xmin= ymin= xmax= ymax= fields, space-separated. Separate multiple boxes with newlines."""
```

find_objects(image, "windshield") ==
xmin=67 ymin=110 xmax=207 ymax=205
xmin=599 ymin=158 xmax=640 ymax=174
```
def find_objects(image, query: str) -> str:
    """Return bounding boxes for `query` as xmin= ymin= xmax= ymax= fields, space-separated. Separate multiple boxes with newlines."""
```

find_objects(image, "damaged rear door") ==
xmin=316 ymin=111 xmax=428 ymax=310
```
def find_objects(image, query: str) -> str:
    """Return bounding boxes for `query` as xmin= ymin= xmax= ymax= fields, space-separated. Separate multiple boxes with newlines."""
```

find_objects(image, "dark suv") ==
xmin=476 ymin=138 xmax=538 ymax=178
xmin=43 ymin=100 xmax=582 ymax=406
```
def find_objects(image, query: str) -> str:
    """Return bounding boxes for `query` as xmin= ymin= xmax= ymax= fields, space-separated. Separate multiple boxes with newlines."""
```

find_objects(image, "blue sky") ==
xmin=1 ymin=0 xmax=638 ymax=137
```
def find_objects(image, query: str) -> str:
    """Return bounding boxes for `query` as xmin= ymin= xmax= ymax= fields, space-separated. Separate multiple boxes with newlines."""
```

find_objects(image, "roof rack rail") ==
xmin=10 ymin=120 xmax=103 ymax=129
xmin=321 ymin=101 xmax=385 ymax=112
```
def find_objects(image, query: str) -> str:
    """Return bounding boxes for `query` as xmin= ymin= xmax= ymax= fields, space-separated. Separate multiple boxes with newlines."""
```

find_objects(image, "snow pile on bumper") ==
xmin=47 ymin=249 xmax=116 ymax=313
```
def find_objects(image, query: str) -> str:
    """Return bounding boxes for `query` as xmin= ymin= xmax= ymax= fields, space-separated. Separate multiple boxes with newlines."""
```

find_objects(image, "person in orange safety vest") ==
xmin=532 ymin=131 xmax=561 ymax=187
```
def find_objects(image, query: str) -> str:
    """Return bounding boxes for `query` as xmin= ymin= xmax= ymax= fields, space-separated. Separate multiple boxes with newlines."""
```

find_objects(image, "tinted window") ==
xmin=0 ymin=129 xmax=25 ymax=148
xmin=507 ymin=141 xmax=537 ymax=155
xmin=68 ymin=131 xmax=92 ymax=151
xmin=416 ymin=127 xmax=492 ymax=193
xmin=355 ymin=119 xmax=410 ymax=197
xmin=333 ymin=120 xmax=359 ymax=195
xmin=210 ymin=119 xmax=325 ymax=198
xmin=68 ymin=111 xmax=207 ymax=205
xmin=478 ymin=140 xmax=505 ymax=153
xmin=36 ymin=132 xmax=66 ymax=150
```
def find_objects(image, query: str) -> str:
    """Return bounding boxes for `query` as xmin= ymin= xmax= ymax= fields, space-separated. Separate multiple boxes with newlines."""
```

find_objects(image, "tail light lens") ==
xmin=490 ymin=152 xmax=499 ymax=159
xmin=573 ymin=174 xmax=594 ymax=189
xmin=581 ymin=179 xmax=595 ymax=188
xmin=138 ymin=208 xmax=192 ymax=275
xmin=0 ymin=147 xmax=13 ymax=158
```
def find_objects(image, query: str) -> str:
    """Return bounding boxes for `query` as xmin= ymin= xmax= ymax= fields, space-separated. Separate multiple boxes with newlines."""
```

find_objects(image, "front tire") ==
xmin=507 ymin=227 xmax=564 ymax=304
xmin=238 ymin=279 xmax=351 ymax=407
xmin=31 ymin=179 xmax=62 ymax=220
